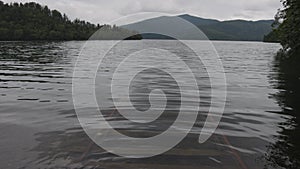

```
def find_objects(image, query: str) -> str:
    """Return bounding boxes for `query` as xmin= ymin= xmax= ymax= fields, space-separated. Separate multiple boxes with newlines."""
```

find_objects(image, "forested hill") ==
xmin=0 ymin=1 xmax=141 ymax=40
xmin=264 ymin=0 xmax=300 ymax=52
xmin=123 ymin=14 xmax=274 ymax=41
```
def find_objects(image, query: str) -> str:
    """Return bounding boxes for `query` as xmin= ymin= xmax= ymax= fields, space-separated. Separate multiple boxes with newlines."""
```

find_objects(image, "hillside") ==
xmin=200 ymin=19 xmax=274 ymax=41
xmin=0 ymin=1 xmax=141 ymax=40
xmin=122 ymin=14 xmax=274 ymax=41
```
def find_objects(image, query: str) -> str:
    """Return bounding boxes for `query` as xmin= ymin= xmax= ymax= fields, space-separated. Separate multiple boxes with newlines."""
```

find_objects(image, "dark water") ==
xmin=0 ymin=40 xmax=299 ymax=169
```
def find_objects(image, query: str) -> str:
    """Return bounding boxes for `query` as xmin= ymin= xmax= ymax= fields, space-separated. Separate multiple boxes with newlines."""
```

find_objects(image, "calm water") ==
xmin=0 ymin=40 xmax=299 ymax=169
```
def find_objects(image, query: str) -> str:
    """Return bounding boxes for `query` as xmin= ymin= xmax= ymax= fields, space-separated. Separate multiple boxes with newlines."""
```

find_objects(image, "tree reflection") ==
xmin=266 ymin=52 xmax=300 ymax=169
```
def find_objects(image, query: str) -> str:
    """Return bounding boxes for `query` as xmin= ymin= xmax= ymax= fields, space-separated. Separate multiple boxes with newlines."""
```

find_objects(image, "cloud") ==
xmin=2 ymin=0 xmax=282 ymax=23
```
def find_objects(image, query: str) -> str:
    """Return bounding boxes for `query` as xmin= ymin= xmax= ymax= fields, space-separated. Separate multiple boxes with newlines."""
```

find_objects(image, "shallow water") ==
xmin=0 ymin=40 xmax=298 ymax=169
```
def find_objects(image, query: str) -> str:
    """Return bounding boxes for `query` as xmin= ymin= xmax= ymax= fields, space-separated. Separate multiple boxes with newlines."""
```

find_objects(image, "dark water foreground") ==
xmin=265 ymin=52 xmax=300 ymax=169
xmin=0 ymin=41 xmax=299 ymax=169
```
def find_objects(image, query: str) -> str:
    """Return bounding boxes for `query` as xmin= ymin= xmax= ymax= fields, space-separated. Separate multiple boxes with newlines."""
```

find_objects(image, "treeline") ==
xmin=264 ymin=0 xmax=300 ymax=54
xmin=90 ymin=24 xmax=143 ymax=40
xmin=0 ymin=1 xmax=141 ymax=40
xmin=263 ymin=29 xmax=280 ymax=43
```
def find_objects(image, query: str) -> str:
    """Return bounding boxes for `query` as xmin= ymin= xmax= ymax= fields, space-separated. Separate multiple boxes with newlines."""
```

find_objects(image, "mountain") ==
xmin=178 ymin=14 xmax=220 ymax=26
xmin=199 ymin=19 xmax=274 ymax=41
xmin=122 ymin=14 xmax=274 ymax=41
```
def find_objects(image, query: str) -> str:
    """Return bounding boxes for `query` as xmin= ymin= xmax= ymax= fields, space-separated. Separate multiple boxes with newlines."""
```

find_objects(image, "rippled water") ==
xmin=0 ymin=40 xmax=298 ymax=169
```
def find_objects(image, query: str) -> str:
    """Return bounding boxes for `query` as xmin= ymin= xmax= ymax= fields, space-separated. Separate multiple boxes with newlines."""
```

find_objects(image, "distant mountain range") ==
xmin=122 ymin=14 xmax=274 ymax=41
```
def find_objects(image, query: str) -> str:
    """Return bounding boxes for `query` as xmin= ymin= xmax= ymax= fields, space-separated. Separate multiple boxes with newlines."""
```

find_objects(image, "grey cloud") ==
xmin=3 ymin=0 xmax=282 ymax=23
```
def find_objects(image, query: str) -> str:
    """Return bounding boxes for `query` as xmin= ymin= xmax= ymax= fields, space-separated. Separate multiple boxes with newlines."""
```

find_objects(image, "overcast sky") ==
xmin=3 ymin=0 xmax=282 ymax=24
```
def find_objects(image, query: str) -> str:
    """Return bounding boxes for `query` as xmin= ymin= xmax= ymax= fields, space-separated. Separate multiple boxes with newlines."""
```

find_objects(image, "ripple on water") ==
xmin=0 ymin=41 xmax=292 ymax=169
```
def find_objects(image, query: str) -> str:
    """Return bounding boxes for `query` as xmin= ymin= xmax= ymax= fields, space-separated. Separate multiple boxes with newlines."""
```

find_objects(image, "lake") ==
xmin=0 ymin=40 xmax=299 ymax=169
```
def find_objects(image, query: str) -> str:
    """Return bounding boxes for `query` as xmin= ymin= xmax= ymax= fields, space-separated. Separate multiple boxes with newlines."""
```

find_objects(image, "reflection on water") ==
xmin=265 ymin=52 xmax=300 ymax=169
xmin=1 ymin=41 xmax=300 ymax=169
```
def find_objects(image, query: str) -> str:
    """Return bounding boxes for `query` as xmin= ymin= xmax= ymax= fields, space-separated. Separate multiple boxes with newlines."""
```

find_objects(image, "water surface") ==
xmin=0 ymin=40 xmax=298 ymax=169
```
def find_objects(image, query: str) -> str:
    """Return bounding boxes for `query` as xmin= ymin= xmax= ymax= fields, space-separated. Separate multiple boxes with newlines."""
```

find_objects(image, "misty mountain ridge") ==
xmin=122 ymin=14 xmax=274 ymax=41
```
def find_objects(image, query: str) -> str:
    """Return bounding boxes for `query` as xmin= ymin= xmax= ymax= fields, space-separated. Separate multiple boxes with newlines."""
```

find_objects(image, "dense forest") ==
xmin=264 ymin=0 xmax=300 ymax=54
xmin=264 ymin=1 xmax=300 ymax=168
xmin=263 ymin=29 xmax=280 ymax=43
xmin=0 ymin=1 xmax=141 ymax=40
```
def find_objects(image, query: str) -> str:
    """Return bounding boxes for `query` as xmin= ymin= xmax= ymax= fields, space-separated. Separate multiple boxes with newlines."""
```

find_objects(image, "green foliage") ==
xmin=0 ymin=1 xmax=142 ymax=40
xmin=272 ymin=0 xmax=300 ymax=52
xmin=91 ymin=24 xmax=142 ymax=40
xmin=263 ymin=29 xmax=280 ymax=43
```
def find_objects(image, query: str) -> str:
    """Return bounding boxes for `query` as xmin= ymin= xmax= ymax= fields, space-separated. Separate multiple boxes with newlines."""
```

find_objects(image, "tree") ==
xmin=275 ymin=0 xmax=300 ymax=53
xmin=0 ymin=1 xmax=142 ymax=41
